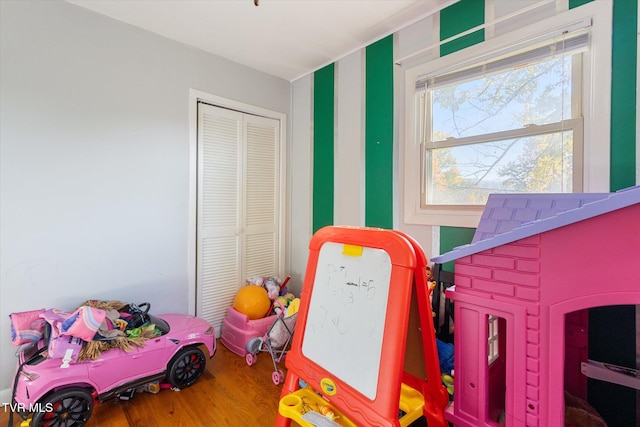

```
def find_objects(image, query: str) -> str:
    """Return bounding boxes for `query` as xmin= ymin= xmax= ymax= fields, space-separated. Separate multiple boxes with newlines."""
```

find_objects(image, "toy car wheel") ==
xmin=272 ymin=369 xmax=284 ymax=385
xmin=245 ymin=352 xmax=258 ymax=366
xmin=31 ymin=387 xmax=94 ymax=427
xmin=166 ymin=347 xmax=206 ymax=389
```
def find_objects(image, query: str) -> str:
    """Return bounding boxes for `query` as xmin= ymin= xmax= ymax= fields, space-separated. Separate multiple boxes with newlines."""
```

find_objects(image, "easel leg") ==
xmin=274 ymin=371 xmax=300 ymax=427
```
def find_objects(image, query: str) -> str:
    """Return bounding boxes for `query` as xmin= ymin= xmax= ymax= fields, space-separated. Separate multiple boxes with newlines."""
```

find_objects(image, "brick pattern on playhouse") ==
xmin=431 ymin=186 xmax=640 ymax=427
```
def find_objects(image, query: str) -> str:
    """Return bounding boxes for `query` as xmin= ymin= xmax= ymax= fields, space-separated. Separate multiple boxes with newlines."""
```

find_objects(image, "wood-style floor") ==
xmin=2 ymin=340 xmax=289 ymax=427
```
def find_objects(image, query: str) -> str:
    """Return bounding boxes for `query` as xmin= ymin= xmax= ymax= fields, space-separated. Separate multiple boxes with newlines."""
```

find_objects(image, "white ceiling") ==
xmin=67 ymin=0 xmax=457 ymax=81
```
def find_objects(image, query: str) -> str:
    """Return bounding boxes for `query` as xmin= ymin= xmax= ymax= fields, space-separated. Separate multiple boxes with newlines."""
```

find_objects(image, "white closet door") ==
xmin=197 ymin=104 xmax=242 ymax=334
xmin=243 ymin=114 xmax=280 ymax=279
xmin=197 ymin=103 xmax=281 ymax=335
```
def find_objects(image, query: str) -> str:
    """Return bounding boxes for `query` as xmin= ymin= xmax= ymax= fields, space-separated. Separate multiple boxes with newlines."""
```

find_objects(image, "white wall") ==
xmin=395 ymin=12 xmax=439 ymax=257
xmin=288 ymin=76 xmax=313 ymax=290
xmin=0 ymin=0 xmax=290 ymax=398
xmin=334 ymin=51 xmax=365 ymax=227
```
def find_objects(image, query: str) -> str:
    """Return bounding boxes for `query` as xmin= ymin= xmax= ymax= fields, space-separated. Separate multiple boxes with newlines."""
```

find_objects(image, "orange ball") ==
xmin=233 ymin=286 xmax=271 ymax=320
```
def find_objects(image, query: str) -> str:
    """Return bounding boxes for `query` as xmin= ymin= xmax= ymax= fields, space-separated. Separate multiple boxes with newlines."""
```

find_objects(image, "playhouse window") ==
xmin=487 ymin=314 xmax=507 ymax=424
xmin=416 ymin=32 xmax=585 ymax=207
xmin=487 ymin=314 xmax=500 ymax=365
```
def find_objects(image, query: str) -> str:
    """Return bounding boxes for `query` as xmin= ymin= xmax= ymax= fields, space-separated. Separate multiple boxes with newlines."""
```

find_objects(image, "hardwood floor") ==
xmin=1 ymin=342 xmax=435 ymax=427
xmin=1 ymin=340 xmax=288 ymax=427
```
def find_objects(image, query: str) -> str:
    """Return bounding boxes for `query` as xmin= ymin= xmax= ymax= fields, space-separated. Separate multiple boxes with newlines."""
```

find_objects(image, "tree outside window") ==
xmin=419 ymin=35 xmax=585 ymax=207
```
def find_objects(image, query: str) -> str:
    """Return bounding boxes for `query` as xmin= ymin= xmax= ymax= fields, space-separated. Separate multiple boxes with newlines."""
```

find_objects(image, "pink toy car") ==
xmin=9 ymin=308 xmax=216 ymax=427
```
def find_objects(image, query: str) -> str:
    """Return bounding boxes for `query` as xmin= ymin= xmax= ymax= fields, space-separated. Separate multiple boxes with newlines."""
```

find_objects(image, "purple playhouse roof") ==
xmin=431 ymin=185 xmax=640 ymax=264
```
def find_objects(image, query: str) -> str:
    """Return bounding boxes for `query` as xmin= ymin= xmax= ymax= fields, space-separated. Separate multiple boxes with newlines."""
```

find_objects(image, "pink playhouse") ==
xmin=431 ymin=186 xmax=640 ymax=427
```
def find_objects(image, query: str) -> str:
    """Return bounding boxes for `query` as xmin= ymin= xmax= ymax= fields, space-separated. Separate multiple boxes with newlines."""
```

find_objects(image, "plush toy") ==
xmin=263 ymin=277 xmax=281 ymax=300
xmin=441 ymin=373 xmax=454 ymax=396
xmin=245 ymin=276 xmax=265 ymax=287
xmin=436 ymin=338 xmax=454 ymax=375
xmin=272 ymin=293 xmax=296 ymax=315
xmin=437 ymin=338 xmax=455 ymax=397
xmin=426 ymin=266 xmax=437 ymax=318
xmin=285 ymin=297 xmax=300 ymax=317
xmin=246 ymin=276 xmax=284 ymax=301
xmin=9 ymin=309 xmax=46 ymax=346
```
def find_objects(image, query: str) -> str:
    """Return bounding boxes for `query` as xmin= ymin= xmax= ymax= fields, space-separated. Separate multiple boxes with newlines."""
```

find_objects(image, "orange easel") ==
xmin=275 ymin=226 xmax=448 ymax=427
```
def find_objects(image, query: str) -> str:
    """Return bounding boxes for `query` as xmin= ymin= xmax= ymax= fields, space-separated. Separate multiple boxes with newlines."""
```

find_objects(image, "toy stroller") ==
xmin=245 ymin=299 xmax=298 ymax=385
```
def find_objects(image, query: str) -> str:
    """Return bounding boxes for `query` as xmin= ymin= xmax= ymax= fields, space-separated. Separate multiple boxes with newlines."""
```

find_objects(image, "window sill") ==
xmin=404 ymin=205 xmax=483 ymax=228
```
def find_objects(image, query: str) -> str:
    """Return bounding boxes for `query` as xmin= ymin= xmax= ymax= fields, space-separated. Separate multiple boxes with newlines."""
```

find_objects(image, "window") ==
xmin=403 ymin=2 xmax=612 ymax=227
xmin=487 ymin=314 xmax=500 ymax=365
xmin=417 ymin=32 xmax=586 ymax=207
xmin=486 ymin=314 xmax=506 ymax=422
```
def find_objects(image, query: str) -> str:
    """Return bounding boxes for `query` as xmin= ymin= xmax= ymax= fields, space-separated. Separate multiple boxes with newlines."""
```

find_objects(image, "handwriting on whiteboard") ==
xmin=301 ymin=242 xmax=392 ymax=400
xmin=311 ymin=263 xmax=381 ymax=337
xmin=327 ymin=263 xmax=377 ymax=300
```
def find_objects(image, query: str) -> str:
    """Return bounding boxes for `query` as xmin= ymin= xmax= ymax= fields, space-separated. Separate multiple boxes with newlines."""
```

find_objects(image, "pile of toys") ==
xmin=9 ymin=301 xmax=160 ymax=363
xmin=426 ymin=266 xmax=455 ymax=397
xmin=232 ymin=276 xmax=297 ymax=320
xmin=221 ymin=275 xmax=300 ymax=357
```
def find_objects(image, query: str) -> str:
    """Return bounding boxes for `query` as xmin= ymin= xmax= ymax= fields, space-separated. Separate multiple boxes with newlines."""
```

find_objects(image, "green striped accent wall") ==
xmin=365 ymin=35 xmax=394 ymax=229
xmin=312 ymin=64 xmax=335 ymax=233
xmin=440 ymin=0 xmax=485 ymax=57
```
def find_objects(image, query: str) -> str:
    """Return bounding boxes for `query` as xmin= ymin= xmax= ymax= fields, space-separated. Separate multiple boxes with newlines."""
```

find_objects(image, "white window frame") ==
xmin=402 ymin=1 xmax=611 ymax=228
xmin=487 ymin=314 xmax=500 ymax=365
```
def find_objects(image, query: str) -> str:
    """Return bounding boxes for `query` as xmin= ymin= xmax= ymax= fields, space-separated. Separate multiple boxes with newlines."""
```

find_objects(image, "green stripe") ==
xmin=440 ymin=0 xmax=485 ymax=57
xmin=312 ymin=64 xmax=335 ymax=233
xmin=569 ymin=0 xmax=593 ymax=9
xmin=365 ymin=35 xmax=394 ymax=229
xmin=610 ymin=0 xmax=637 ymax=191
xmin=439 ymin=227 xmax=475 ymax=272
xmin=438 ymin=0 xmax=484 ymax=253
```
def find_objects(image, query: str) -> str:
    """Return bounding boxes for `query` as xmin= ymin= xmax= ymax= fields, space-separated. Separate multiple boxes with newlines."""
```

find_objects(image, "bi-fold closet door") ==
xmin=196 ymin=102 xmax=282 ymax=335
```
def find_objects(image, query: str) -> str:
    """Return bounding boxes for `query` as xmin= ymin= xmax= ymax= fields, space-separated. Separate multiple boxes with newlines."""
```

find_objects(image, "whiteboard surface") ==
xmin=301 ymin=242 xmax=392 ymax=400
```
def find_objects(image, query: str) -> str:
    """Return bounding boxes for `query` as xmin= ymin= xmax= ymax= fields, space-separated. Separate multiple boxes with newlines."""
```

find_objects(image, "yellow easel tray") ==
xmin=279 ymin=383 xmax=425 ymax=427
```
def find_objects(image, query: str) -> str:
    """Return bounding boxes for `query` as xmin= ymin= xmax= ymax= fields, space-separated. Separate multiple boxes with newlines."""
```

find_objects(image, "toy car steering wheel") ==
xmin=128 ymin=302 xmax=151 ymax=329
xmin=137 ymin=302 xmax=150 ymax=316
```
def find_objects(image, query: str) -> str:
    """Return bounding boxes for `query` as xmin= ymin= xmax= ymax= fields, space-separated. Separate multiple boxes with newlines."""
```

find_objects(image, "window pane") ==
xmin=431 ymin=56 xmax=572 ymax=141
xmin=426 ymin=131 xmax=573 ymax=205
xmin=486 ymin=315 xmax=505 ymax=421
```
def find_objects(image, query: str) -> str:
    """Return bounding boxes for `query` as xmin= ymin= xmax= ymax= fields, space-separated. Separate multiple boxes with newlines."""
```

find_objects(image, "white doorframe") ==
xmin=188 ymin=89 xmax=287 ymax=316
